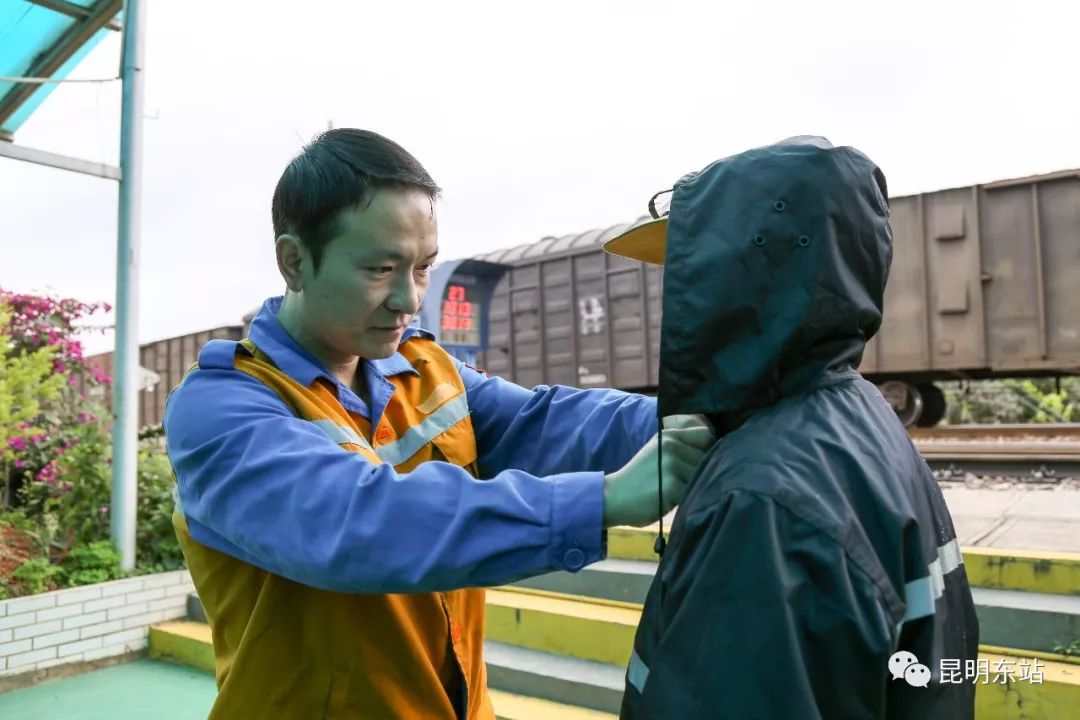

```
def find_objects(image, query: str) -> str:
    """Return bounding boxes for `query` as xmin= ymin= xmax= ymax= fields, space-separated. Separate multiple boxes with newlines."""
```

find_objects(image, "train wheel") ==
xmin=915 ymin=383 xmax=947 ymax=427
xmin=878 ymin=381 xmax=924 ymax=428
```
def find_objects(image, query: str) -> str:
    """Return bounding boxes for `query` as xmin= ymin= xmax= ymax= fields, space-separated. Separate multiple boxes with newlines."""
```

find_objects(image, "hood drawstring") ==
xmin=654 ymin=416 xmax=666 ymax=557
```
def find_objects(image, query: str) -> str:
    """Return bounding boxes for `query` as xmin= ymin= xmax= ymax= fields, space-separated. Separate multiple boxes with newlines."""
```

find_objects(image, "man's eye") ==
xmin=417 ymin=263 xmax=435 ymax=275
xmin=367 ymin=266 xmax=393 ymax=274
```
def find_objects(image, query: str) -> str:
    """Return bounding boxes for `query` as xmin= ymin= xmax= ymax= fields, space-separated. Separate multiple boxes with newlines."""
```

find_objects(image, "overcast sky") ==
xmin=3 ymin=0 xmax=1079 ymax=355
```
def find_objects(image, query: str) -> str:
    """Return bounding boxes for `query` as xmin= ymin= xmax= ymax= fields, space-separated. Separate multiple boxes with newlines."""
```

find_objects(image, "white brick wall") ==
xmin=0 ymin=570 xmax=193 ymax=678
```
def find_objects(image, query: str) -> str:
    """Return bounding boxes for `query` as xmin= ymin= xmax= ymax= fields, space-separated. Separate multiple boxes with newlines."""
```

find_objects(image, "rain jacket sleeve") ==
xmin=624 ymin=486 xmax=897 ymax=719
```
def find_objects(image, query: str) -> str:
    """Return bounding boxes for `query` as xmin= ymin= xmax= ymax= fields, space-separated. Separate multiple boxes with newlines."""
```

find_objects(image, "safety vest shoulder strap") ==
xmin=195 ymin=338 xmax=243 ymax=370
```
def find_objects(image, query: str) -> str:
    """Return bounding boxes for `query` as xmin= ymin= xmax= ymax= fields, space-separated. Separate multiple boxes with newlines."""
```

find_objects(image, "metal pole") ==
xmin=111 ymin=0 xmax=146 ymax=570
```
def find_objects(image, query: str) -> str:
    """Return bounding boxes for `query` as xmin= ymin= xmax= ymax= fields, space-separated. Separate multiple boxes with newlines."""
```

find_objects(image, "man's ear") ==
xmin=276 ymin=234 xmax=306 ymax=292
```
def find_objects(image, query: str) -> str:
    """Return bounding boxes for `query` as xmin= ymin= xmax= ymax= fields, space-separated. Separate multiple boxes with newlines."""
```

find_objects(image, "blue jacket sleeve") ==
xmin=453 ymin=360 xmax=659 ymax=478
xmin=164 ymin=368 xmax=606 ymax=595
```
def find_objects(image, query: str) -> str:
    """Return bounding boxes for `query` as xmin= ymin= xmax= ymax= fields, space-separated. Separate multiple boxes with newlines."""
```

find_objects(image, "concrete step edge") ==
xmin=485 ymin=640 xmax=624 ymax=714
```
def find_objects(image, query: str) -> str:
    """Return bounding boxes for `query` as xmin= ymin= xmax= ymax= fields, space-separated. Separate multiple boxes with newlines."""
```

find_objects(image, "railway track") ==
xmin=909 ymin=423 xmax=1080 ymax=441
xmin=909 ymin=424 xmax=1080 ymax=481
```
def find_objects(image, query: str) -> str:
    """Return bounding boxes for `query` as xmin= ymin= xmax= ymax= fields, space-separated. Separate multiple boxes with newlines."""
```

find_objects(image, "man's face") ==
xmin=293 ymin=187 xmax=438 ymax=360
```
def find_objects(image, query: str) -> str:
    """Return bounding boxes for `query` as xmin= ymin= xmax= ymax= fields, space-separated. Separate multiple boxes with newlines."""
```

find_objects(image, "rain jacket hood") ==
xmin=658 ymin=136 xmax=892 ymax=430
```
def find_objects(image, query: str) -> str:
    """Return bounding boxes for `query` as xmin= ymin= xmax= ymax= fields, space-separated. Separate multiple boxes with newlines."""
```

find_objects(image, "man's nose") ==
xmin=385 ymin=272 xmax=421 ymax=315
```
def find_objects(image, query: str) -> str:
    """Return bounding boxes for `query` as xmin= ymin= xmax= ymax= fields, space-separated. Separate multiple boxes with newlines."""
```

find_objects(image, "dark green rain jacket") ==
xmin=620 ymin=137 xmax=979 ymax=719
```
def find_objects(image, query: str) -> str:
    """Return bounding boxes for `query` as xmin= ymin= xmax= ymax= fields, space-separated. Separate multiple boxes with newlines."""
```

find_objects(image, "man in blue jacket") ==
xmin=164 ymin=128 xmax=713 ymax=718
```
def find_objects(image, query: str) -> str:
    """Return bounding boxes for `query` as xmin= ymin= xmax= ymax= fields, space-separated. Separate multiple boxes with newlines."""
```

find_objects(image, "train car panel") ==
xmin=923 ymin=186 xmax=988 ymax=370
xmin=870 ymin=194 xmax=930 ymax=374
xmin=645 ymin=264 xmax=661 ymax=384
xmin=573 ymin=250 xmax=611 ymax=387
xmin=607 ymin=262 xmax=648 ymax=390
xmin=980 ymin=182 xmax=1045 ymax=368
xmin=1040 ymin=177 xmax=1080 ymax=361
xmin=541 ymin=257 xmax=577 ymax=387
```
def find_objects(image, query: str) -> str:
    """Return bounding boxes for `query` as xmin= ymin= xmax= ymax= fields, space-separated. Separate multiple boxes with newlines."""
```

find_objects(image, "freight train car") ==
xmin=453 ymin=169 xmax=1080 ymax=427
xmin=85 ymin=324 xmax=244 ymax=428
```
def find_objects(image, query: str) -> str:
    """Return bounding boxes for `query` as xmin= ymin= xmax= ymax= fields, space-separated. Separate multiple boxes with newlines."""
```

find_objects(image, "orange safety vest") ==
xmin=172 ymin=337 xmax=493 ymax=719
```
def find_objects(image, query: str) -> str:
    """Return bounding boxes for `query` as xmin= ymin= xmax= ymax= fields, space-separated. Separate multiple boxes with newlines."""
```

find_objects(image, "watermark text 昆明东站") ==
xmin=889 ymin=651 xmax=1044 ymax=688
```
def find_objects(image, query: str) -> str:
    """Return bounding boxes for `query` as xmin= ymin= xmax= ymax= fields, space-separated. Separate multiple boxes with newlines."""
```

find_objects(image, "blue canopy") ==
xmin=0 ymin=0 xmax=122 ymax=139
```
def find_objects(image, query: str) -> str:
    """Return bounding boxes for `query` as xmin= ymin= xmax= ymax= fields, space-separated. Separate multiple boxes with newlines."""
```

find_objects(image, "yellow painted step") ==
xmin=606 ymin=526 xmax=658 ymax=562
xmin=485 ymin=587 xmax=640 ymax=666
xmin=964 ymin=547 xmax=1080 ymax=596
xmin=149 ymin=620 xmax=215 ymax=675
xmin=608 ymin=526 xmax=1080 ymax=595
xmin=975 ymin=648 xmax=1080 ymax=720
xmin=489 ymin=688 xmax=616 ymax=720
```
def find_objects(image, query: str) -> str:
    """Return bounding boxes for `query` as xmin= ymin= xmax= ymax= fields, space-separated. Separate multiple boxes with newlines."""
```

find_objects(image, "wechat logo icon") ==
xmin=889 ymin=650 xmax=931 ymax=688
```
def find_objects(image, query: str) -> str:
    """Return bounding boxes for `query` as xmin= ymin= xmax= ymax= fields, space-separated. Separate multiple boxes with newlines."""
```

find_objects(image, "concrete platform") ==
xmin=941 ymin=486 xmax=1080 ymax=552
xmin=614 ymin=485 xmax=1080 ymax=556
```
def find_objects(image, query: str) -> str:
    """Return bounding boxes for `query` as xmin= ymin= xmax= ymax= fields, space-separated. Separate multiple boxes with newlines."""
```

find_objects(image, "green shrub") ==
xmin=944 ymin=377 xmax=1079 ymax=424
xmin=61 ymin=541 xmax=122 ymax=587
xmin=136 ymin=444 xmax=183 ymax=572
xmin=12 ymin=557 xmax=61 ymax=595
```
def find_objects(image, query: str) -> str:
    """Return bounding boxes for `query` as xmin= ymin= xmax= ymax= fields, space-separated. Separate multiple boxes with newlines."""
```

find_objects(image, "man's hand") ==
xmin=602 ymin=415 xmax=715 ymax=528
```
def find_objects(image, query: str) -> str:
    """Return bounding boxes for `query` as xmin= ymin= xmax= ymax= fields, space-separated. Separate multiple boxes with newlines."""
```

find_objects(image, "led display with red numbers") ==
xmin=440 ymin=284 xmax=481 ymax=346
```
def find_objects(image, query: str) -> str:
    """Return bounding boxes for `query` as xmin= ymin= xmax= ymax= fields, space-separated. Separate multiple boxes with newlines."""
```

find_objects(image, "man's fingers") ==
xmin=660 ymin=452 xmax=702 ymax=487
xmin=662 ymin=413 xmax=713 ymax=431
xmin=658 ymin=457 xmax=697 ymax=511
xmin=660 ymin=425 xmax=715 ymax=452
xmin=660 ymin=443 xmax=706 ymax=472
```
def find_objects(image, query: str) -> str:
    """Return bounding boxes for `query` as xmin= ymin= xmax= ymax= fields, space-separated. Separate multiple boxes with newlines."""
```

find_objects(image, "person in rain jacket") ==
xmin=603 ymin=136 xmax=979 ymax=719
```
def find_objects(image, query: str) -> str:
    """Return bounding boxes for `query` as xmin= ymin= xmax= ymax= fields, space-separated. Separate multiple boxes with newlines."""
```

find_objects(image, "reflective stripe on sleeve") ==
xmin=627 ymin=648 xmax=650 ymax=694
xmin=902 ymin=538 xmax=964 ymax=622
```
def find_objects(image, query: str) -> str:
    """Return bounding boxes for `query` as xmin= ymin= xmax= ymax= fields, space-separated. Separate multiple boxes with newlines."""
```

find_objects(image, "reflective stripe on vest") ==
xmin=310 ymin=418 xmax=375 ymax=452
xmin=375 ymin=392 xmax=470 ymax=466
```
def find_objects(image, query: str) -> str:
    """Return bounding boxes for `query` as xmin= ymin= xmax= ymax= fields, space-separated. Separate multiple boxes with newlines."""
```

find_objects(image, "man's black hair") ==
xmin=271 ymin=128 xmax=441 ymax=272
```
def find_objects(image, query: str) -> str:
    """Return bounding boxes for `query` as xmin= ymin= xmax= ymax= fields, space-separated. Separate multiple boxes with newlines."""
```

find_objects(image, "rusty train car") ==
xmin=469 ymin=169 xmax=1080 ymax=426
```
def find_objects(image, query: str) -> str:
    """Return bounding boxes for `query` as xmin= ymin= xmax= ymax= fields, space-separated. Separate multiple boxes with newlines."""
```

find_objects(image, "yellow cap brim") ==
xmin=601 ymin=217 xmax=668 ymax=265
